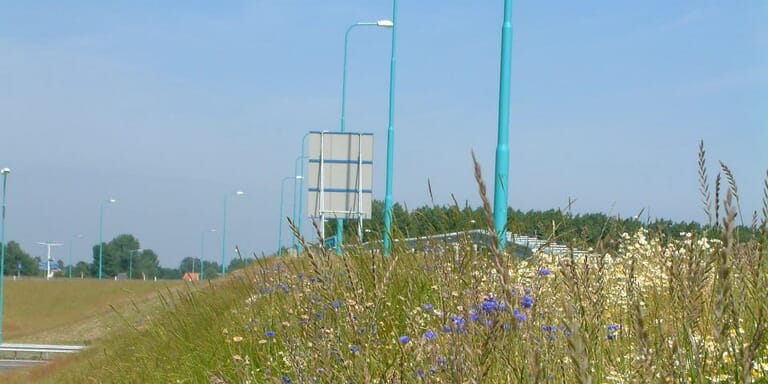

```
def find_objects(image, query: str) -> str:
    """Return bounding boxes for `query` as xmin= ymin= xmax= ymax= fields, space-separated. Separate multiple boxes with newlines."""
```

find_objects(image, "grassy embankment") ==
xmin=13 ymin=150 xmax=768 ymax=383
xmin=0 ymin=278 xmax=185 ymax=383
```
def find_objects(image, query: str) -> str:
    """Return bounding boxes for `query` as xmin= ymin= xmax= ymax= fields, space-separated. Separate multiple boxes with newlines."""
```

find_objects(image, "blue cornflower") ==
xmin=513 ymin=308 xmax=527 ymax=322
xmin=281 ymin=376 xmax=292 ymax=384
xmin=482 ymin=296 xmax=498 ymax=313
xmin=297 ymin=273 xmax=304 ymax=280
xmin=498 ymin=301 xmax=508 ymax=311
xmin=415 ymin=370 xmax=425 ymax=379
xmin=539 ymin=267 xmax=551 ymax=276
xmin=265 ymin=330 xmax=277 ymax=338
xmin=470 ymin=309 xmax=480 ymax=322
xmin=607 ymin=324 xmax=620 ymax=332
xmin=442 ymin=324 xmax=452 ymax=333
xmin=331 ymin=300 xmax=342 ymax=309
xmin=424 ymin=330 xmax=437 ymax=341
xmin=399 ymin=335 xmax=411 ymax=344
xmin=349 ymin=344 xmax=361 ymax=354
xmin=607 ymin=333 xmax=616 ymax=340
xmin=522 ymin=295 xmax=534 ymax=309
xmin=422 ymin=303 xmax=434 ymax=312
xmin=452 ymin=315 xmax=466 ymax=329
xmin=437 ymin=357 xmax=447 ymax=366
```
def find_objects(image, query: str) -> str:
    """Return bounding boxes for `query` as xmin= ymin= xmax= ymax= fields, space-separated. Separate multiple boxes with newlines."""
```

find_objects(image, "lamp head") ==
xmin=295 ymin=175 xmax=304 ymax=180
xmin=0 ymin=168 xmax=10 ymax=175
xmin=377 ymin=19 xmax=394 ymax=28
xmin=108 ymin=198 xmax=117 ymax=203
xmin=235 ymin=191 xmax=245 ymax=196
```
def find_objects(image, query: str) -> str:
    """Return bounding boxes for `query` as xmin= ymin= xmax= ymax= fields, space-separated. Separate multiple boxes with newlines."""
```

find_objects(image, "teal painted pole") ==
xmin=340 ymin=20 xmax=394 ymax=255
xmin=0 ymin=168 xmax=11 ymax=344
xmin=278 ymin=176 xmax=292 ymax=256
xmin=297 ymin=133 xmax=310 ymax=253
xmin=68 ymin=239 xmax=73 ymax=279
xmin=279 ymin=176 xmax=302 ymax=256
xmin=493 ymin=0 xmax=514 ymax=250
xmin=383 ymin=0 xmax=399 ymax=256
xmin=292 ymin=156 xmax=307 ymax=251
xmin=98 ymin=198 xmax=116 ymax=280
xmin=221 ymin=191 xmax=244 ymax=276
xmin=129 ymin=249 xmax=141 ymax=280
xmin=200 ymin=228 xmax=215 ymax=280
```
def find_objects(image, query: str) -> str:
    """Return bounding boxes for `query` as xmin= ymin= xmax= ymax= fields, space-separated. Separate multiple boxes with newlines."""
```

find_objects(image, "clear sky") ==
xmin=1 ymin=1 xmax=766 ymax=269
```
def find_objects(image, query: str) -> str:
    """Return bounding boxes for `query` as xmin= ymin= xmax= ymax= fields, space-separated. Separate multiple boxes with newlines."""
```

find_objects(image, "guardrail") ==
xmin=0 ymin=343 xmax=87 ymax=360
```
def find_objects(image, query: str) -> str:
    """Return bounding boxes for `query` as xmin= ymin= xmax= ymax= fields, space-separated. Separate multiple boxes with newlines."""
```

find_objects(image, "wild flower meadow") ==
xmin=45 ymin=148 xmax=767 ymax=383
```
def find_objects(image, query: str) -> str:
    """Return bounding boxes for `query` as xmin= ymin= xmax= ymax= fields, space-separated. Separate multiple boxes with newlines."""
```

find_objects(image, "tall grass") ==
xmin=41 ymin=145 xmax=767 ymax=383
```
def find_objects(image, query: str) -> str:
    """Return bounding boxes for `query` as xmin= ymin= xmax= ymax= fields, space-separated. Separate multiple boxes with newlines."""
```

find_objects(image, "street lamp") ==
xmin=0 ymin=167 xmax=10 ymax=344
xmin=337 ymin=19 xmax=394 ymax=255
xmin=292 ymin=155 xmax=308 ymax=251
xmin=221 ymin=190 xmax=244 ymax=276
xmin=200 ymin=228 xmax=216 ymax=280
xmin=128 ymin=249 xmax=143 ymax=280
xmin=492 ymin=0 xmax=514 ymax=250
xmin=383 ymin=0 xmax=399 ymax=256
xmin=98 ymin=198 xmax=117 ymax=280
xmin=37 ymin=241 xmax=63 ymax=280
xmin=68 ymin=234 xmax=83 ymax=279
xmin=279 ymin=176 xmax=303 ymax=256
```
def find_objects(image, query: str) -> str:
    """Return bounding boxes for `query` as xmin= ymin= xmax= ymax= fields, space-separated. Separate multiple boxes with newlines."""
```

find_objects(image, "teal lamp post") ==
xmin=278 ymin=176 xmax=302 ymax=256
xmin=493 ymin=0 xmax=514 ymax=250
xmin=292 ymin=156 xmax=307 ymax=251
xmin=0 ymin=167 xmax=10 ymax=344
xmin=383 ymin=0 xmax=399 ymax=256
xmin=221 ymin=190 xmax=244 ymax=276
xmin=128 ymin=249 xmax=142 ymax=280
xmin=337 ymin=19 xmax=394 ymax=255
xmin=297 ymin=133 xmax=312 ymax=253
xmin=68 ymin=234 xmax=83 ymax=279
xmin=98 ymin=198 xmax=117 ymax=280
xmin=199 ymin=228 xmax=215 ymax=280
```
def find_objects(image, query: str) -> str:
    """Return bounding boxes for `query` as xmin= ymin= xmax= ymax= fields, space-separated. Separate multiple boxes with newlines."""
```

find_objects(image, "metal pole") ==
xmin=221 ymin=195 xmax=228 ymax=276
xmin=298 ymin=133 xmax=310 ymax=253
xmin=292 ymin=156 xmax=307 ymax=251
xmin=68 ymin=240 xmax=73 ymax=279
xmin=383 ymin=0 xmax=399 ymax=256
xmin=278 ymin=176 xmax=292 ymax=256
xmin=98 ymin=202 xmax=104 ymax=280
xmin=221 ymin=191 xmax=243 ymax=276
xmin=0 ymin=168 xmax=10 ymax=344
xmin=493 ymin=0 xmax=514 ymax=250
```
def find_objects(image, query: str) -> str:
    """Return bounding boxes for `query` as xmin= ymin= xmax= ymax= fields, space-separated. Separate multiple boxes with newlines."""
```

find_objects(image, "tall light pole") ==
xmin=128 ymin=249 xmax=143 ymax=280
xmin=221 ymin=191 xmax=244 ymax=276
xmin=297 ymin=133 xmax=312 ymax=253
xmin=338 ymin=19 xmax=394 ymax=255
xmin=200 ymin=228 xmax=215 ymax=280
xmin=68 ymin=234 xmax=83 ymax=279
xmin=0 ymin=167 xmax=11 ymax=344
xmin=278 ymin=176 xmax=302 ymax=256
xmin=98 ymin=198 xmax=117 ymax=280
xmin=37 ymin=241 xmax=63 ymax=280
xmin=383 ymin=0 xmax=399 ymax=256
xmin=292 ymin=155 xmax=308 ymax=251
xmin=493 ymin=0 xmax=514 ymax=250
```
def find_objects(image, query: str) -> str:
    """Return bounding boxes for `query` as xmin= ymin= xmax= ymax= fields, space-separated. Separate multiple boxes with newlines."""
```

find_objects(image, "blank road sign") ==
xmin=307 ymin=131 xmax=373 ymax=219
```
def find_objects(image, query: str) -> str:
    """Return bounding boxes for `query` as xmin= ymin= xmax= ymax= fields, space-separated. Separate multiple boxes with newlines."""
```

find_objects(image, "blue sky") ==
xmin=1 ymin=1 xmax=766 ymax=268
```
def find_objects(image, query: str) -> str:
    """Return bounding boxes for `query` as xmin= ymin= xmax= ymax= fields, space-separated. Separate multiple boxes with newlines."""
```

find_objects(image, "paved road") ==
xmin=0 ymin=359 xmax=45 ymax=372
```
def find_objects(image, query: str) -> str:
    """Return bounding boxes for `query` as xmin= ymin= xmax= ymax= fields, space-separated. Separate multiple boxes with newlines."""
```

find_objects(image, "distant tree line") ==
xmin=1 ymin=233 xmax=256 ymax=279
xmin=327 ymin=200 xmax=755 ymax=248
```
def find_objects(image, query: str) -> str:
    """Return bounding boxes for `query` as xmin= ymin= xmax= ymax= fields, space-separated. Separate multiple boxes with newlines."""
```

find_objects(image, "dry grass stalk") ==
xmin=699 ymin=140 xmax=713 ymax=226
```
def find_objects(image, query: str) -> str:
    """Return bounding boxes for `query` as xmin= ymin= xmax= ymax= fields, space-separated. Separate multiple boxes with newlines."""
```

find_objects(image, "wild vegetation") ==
xmin=17 ymin=142 xmax=768 ymax=383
